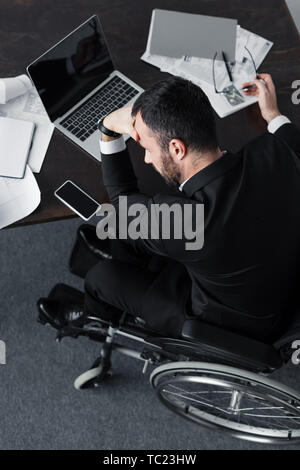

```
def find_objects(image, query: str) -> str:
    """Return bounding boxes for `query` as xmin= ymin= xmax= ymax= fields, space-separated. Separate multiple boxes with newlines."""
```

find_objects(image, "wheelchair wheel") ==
xmin=150 ymin=361 xmax=300 ymax=444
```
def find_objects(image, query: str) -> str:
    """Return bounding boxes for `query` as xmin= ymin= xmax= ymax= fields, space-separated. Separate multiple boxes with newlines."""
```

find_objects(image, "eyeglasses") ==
xmin=212 ymin=47 xmax=257 ymax=95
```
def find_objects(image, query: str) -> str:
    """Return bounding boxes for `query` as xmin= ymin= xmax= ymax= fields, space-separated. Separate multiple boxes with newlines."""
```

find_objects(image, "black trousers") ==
xmin=84 ymin=240 xmax=192 ymax=338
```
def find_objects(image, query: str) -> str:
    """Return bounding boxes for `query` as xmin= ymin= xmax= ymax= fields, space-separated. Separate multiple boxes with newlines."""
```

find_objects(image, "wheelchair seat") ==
xmin=180 ymin=310 xmax=300 ymax=371
xmin=180 ymin=319 xmax=283 ymax=372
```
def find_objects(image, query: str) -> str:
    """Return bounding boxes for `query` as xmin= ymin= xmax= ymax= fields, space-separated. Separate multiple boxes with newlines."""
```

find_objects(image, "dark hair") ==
xmin=132 ymin=76 xmax=218 ymax=153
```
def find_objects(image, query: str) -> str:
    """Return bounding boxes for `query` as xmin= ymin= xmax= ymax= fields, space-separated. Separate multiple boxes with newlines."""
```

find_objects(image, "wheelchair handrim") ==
xmin=151 ymin=362 xmax=300 ymax=444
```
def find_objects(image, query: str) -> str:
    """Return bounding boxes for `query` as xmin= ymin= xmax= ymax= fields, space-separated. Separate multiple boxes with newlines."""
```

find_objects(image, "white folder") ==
xmin=0 ymin=116 xmax=35 ymax=178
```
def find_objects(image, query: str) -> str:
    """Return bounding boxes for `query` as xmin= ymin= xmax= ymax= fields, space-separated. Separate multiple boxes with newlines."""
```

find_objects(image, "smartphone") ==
xmin=54 ymin=180 xmax=100 ymax=221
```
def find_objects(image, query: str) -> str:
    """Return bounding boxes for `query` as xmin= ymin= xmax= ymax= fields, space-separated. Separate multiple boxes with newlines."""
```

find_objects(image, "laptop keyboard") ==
xmin=60 ymin=76 xmax=139 ymax=141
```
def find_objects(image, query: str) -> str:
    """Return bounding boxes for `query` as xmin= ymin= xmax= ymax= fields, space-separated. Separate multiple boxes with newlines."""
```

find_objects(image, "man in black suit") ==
xmin=38 ymin=73 xmax=300 ymax=342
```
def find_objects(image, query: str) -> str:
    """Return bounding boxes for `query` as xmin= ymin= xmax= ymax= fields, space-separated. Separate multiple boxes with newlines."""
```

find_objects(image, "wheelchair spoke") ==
xmin=162 ymin=388 xmax=233 ymax=415
xmin=155 ymin=368 xmax=300 ymax=440
xmin=165 ymin=384 xmax=232 ymax=409
xmin=166 ymin=383 xmax=236 ymax=407
xmin=166 ymin=383 xmax=232 ymax=399
xmin=166 ymin=383 xmax=230 ymax=394
xmin=240 ymin=405 xmax=298 ymax=412
xmin=165 ymin=384 xmax=244 ymax=413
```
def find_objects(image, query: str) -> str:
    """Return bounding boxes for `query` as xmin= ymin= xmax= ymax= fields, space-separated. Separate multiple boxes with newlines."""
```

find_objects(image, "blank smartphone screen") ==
xmin=56 ymin=181 xmax=99 ymax=219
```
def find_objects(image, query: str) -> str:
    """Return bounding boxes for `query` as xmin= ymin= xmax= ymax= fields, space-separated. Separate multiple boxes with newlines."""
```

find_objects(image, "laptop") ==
xmin=26 ymin=15 xmax=144 ymax=162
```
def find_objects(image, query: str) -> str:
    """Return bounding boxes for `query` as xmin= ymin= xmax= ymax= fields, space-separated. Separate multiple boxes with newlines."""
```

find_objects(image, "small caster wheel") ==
xmin=74 ymin=358 xmax=112 ymax=390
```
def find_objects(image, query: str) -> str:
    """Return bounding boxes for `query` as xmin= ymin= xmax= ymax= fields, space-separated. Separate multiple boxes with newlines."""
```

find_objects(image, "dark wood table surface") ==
xmin=1 ymin=0 xmax=299 ymax=227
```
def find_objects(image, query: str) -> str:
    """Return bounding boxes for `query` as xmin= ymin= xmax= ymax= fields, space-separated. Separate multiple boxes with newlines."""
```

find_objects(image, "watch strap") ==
xmin=98 ymin=118 xmax=122 ymax=138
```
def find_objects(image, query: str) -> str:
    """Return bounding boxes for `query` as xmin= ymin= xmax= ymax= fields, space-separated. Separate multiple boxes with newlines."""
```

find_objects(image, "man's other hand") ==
xmin=242 ymin=73 xmax=281 ymax=124
xmin=103 ymin=105 xmax=139 ymax=141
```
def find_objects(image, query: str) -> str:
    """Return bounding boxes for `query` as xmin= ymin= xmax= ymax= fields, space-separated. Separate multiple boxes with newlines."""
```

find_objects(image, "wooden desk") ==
xmin=1 ymin=0 xmax=299 ymax=227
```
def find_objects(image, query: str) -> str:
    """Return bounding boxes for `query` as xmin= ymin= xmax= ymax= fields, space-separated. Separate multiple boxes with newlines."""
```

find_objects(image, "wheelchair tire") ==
xmin=150 ymin=361 xmax=300 ymax=444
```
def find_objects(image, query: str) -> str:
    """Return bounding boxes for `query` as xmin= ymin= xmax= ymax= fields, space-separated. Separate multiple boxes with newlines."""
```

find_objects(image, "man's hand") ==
xmin=242 ymin=73 xmax=281 ymax=124
xmin=103 ymin=105 xmax=139 ymax=141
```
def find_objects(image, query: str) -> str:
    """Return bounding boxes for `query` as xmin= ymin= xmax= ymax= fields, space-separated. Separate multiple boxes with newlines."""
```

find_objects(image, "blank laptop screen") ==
xmin=27 ymin=16 xmax=115 ymax=122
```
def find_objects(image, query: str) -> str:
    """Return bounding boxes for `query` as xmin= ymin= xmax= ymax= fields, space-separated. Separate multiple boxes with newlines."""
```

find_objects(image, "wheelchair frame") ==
xmin=47 ymin=312 xmax=300 ymax=445
xmin=38 ymin=224 xmax=300 ymax=444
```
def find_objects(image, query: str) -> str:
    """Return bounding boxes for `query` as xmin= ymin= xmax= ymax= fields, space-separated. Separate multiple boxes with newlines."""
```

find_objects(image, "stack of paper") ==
xmin=0 ymin=165 xmax=40 ymax=230
xmin=0 ymin=74 xmax=53 ymax=228
xmin=0 ymin=75 xmax=54 ymax=173
xmin=142 ymin=10 xmax=273 ymax=118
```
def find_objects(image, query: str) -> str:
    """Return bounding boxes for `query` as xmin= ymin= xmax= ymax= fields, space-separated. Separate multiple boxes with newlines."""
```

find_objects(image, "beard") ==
xmin=159 ymin=151 xmax=182 ymax=187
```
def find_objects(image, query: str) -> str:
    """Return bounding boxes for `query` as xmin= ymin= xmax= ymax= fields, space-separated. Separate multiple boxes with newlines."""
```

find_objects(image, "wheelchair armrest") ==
xmin=181 ymin=320 xmax=283 ymax=372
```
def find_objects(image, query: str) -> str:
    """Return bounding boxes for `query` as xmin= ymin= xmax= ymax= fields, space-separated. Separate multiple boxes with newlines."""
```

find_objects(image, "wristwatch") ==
xmin=98 ymin=117 xmax=121 ymax=138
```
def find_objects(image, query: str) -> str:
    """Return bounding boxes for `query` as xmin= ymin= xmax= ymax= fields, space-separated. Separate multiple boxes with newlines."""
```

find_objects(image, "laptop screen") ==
xmin=27 ymin=16 xmax=115 ymax=122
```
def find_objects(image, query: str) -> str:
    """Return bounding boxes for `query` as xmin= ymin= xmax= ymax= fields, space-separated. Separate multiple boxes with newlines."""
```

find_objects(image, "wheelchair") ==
xmin=38 ymin=224 xmax=300 ymax=445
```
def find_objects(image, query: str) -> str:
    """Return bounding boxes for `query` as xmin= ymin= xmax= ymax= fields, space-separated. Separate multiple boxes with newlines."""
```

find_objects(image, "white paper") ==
xmin=0 ymin=85 xmax=54 ymax=173
xmin=0 ymin=74 xmax=31 ymax=104
xmin=0 ymin=165 xmax=41 ymax=229
xmin=175 ymin=56 xmax=227 ymax=86
xmin=236 ymin=26 xmax=273 ymax=70
xmin=141 ymin=23 xmax=273 ymax=118
xmin=151 ymin=54 xmax=256 ymax=118
xmin=199 ymin=79 xmax=257 ymax=118
xmin=141 ymin=52 xmax=176 ymax=71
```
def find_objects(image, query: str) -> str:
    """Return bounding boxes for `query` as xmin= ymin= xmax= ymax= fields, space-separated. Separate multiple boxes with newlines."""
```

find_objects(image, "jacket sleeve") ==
xmin=101 ymin=148 xmax=141 ymax=203
xmin=100 ymin=148 xmax=204 ymax=262
xmin=274 ymin=123 xmax=300 ymax=159
xmin=100 ymin=148 xmax=167 ymax=257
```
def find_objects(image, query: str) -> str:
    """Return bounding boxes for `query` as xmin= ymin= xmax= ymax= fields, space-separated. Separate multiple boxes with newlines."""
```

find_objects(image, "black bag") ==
xmin=68 ymin=224 xmax=104 ymax=279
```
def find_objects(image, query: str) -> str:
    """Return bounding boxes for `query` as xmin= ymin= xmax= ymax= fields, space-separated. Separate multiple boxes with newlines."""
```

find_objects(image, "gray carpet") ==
xmin=0 ymin=218 xmax=300 ymax=450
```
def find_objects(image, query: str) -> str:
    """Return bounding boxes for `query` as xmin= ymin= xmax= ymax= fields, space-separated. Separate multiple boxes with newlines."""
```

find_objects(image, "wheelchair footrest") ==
xmin=55 ymin=322 xmax=107 ymax=342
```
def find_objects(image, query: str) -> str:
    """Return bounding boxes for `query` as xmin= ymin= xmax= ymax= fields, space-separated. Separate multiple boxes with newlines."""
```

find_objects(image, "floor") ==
xmin=0 ymin=217 xmax=300 ymax=449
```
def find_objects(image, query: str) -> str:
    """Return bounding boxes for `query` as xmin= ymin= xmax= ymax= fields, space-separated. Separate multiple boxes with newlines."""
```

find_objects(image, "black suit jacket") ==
xmin=101 ymin=123 xmax=300 ymax=341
